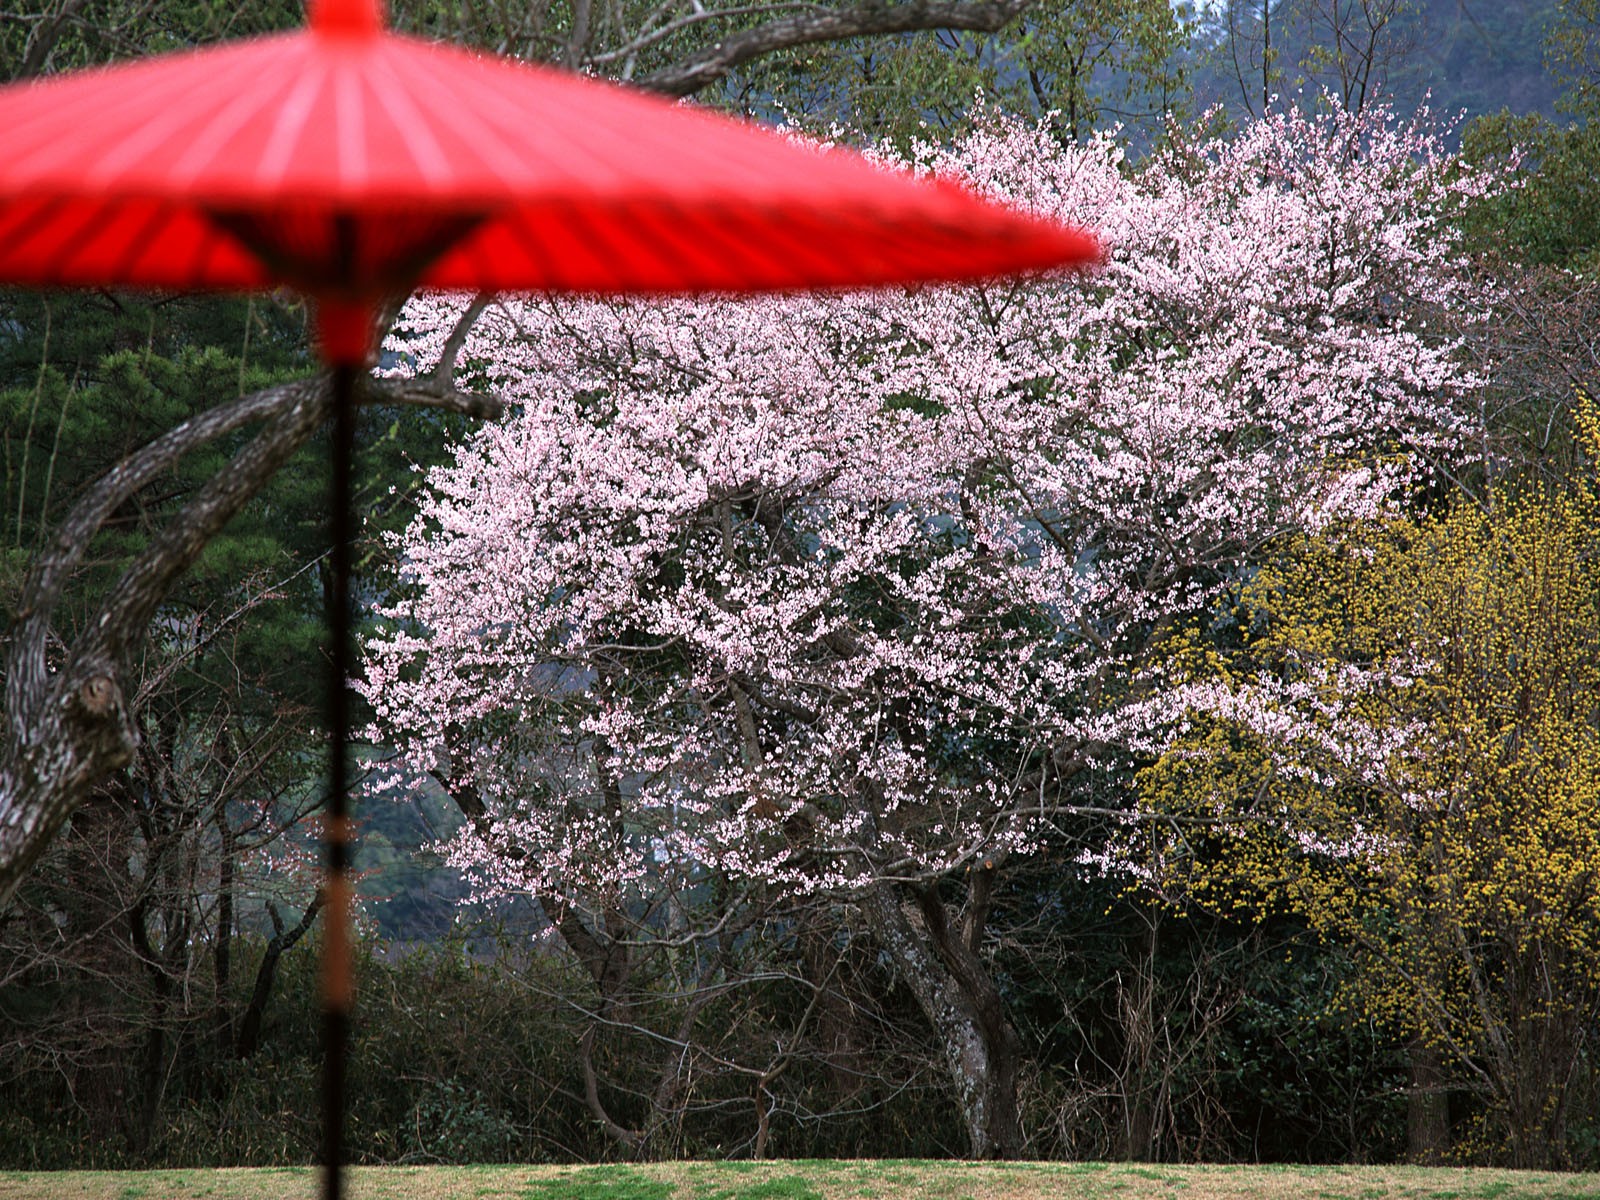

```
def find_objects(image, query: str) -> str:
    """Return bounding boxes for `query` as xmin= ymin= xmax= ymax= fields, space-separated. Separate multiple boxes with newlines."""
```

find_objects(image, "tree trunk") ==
xmin=213 ymin=785 xmax=234 ymax=1059
xmin=801 ymin=915 xmax=867 ymax=1097
xmin=130 ymin=893 xmax=174 ymax=1157
xmin=1406 ymin=1038 xmax=1449 ymax=1163
xmin=63 ymin=790 xmax=138 ymax=1150
xmin=235 ymin=895 xmax=323 ymax=1059
xmin=857 ymin=881 xmax=1023 ymax=1158
xmin=1118 ymin=914 xmax=1163 ymax=1162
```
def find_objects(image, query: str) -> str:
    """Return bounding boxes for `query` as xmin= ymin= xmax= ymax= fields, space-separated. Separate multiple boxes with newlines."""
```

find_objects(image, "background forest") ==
xmin=2 ymin=0 xmax=1598 ymax=1174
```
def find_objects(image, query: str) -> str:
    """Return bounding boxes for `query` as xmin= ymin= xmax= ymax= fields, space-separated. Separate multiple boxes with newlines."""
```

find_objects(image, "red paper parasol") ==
xmin=0 ymin=0 xmax=1097 ymax=357
xmin=0 ymin=0 xmax=1098 ymax=1193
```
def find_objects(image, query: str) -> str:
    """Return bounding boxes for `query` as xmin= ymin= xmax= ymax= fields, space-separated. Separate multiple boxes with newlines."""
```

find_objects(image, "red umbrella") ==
xmin=0 ymin=0 xmax=1098 ymax=1192
xmin=0 ymin=0 xmax=1097 ymax=357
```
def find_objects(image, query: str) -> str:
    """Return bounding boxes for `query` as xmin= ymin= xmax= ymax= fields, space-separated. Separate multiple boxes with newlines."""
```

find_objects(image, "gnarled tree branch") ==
xmin=636 ymin=0 xmax=1033 ymax=96
xmin=0 ymin=372 xmax=501 ymax=911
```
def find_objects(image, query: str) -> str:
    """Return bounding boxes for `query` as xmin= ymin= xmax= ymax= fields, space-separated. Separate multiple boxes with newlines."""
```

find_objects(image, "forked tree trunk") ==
xmin=858 ymin=882 xmax=1023 ymax=1158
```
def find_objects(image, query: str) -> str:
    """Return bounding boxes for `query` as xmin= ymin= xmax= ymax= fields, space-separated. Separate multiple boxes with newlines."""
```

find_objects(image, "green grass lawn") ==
xmin=3 ymin=1161 xmax=1600 ymax=1200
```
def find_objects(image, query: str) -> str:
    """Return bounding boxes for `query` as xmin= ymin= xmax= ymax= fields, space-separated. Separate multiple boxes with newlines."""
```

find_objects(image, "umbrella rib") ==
xmin=336 ymin=64 xmax=370 ymax=192
xmin=658 ymin=200 xmax=844 ymax=289
xmin=206 ymin=211 xmax=318 ymax=288
xmin=258 ymin=56 xmax=335 ymax=190
xmin=575 ymin=197 xmax=711 ymax=292
xmin=376 ymin=213 xmax=493 ymax=289
xmin=397 ymin=53 xmax=552 ymax=192
xmin=106 ymin=201 xmax=188 ymax=284
xmin=362 ymin=48 xmax=455 ymax=189
xmin=169 ymin=54 xmax=306 ymax=190
xmin=0 ymin=197 xmax=68 ymax=282
xmin=186 ymin=211 xmax=257 ymax=289
xmin=497 ymin=206 xmax=563 ymax=290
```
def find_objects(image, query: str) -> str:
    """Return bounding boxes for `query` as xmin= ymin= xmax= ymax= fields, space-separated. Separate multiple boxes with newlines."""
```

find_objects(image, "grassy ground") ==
xmin=3 ymin=1161 xmax=1600 ymax=1200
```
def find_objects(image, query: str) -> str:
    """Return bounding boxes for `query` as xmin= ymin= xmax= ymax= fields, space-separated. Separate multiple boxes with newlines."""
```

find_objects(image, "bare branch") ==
xmin=587 ymin=1 xmax=812 ymax=69
xmin=635 ymin=0 xmax=1034 ymax=97
xmin=425 ymin=294 xmax=494 ymax=389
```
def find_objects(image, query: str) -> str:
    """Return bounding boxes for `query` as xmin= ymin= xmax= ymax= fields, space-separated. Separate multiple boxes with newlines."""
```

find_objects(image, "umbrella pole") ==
xmin=321 ymin=362 xmax=358 ymax=1200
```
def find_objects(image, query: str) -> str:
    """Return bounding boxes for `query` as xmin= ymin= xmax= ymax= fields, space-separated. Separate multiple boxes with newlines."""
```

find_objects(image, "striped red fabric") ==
xmin=0 ymin=2 xmax=1098 ymax=301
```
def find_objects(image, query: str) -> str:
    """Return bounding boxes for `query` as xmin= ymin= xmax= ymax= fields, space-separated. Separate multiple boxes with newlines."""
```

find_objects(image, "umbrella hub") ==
xmin=207 ymin=206 xmax=488 ymax=361
xmin=310 ymin=0 xmax=384 ymax=38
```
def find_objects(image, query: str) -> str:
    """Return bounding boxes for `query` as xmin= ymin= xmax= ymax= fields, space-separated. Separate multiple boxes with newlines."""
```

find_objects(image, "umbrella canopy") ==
xmin=0 ymin=0 xmax=1098 ymax=363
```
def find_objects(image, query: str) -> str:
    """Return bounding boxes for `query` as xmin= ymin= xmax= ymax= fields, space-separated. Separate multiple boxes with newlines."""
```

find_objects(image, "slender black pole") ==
xmin=322 ymin=362 xmax=358 ymax=1200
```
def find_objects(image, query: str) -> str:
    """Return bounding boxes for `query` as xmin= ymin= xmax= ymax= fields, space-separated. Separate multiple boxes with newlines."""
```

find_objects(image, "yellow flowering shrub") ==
xmin=1135 ymin=403 xmax=1600 ymax=1166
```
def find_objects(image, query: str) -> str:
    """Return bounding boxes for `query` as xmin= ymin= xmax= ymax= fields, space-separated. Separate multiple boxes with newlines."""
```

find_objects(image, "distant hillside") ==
xmin=1191 ymin=0 xmax=1564 ymax=124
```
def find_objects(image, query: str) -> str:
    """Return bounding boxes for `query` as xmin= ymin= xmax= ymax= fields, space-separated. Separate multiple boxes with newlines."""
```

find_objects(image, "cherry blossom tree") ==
xmin=0 ymin=0 xmax=1067 ymax=917
xmin=365 ymin=97 xmax=1501 ymax=1156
